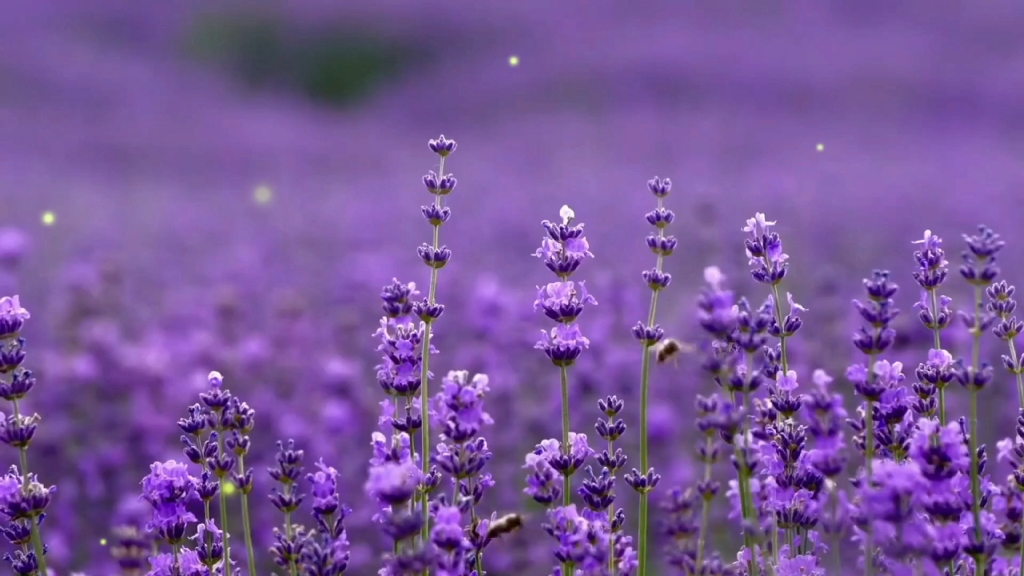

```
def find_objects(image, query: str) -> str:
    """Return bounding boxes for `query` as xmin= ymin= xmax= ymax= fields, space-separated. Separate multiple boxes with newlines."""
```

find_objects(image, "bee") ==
xmin=652 ymin=338 xmax=695 ymax=366
xmin=485 ymin=513 xmax=525 ymax=540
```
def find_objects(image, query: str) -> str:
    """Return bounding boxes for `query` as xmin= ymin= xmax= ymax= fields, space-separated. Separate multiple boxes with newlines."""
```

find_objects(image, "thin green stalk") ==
xmin=864 ymin=398 xmax=875 ymax=576
xmin=419 ymin=155 xmax=447 ymax=544
xmin=468 ymin=476 xmax=483 ymax=576
xmin=217 ymin=428 xmax=231 ymax=576
xmin=282 ymin=482 xmax=298 ymax=576
xmin=11 ymin=399 xmax=47 ymax=576
xmin=1011 ymin=339 xmax=1024 ymax=410
xmin=928 ymin=287 xmax=947 ymax=424
xmin=694 ymin=435 xmax=714 ymax=571
xmin=637 ymin=198 xmax=666 ymax=576
xmin=969 ymin=286 xmax=986 ymax=576
xmin=607 ymin=435 xmax=618 ymax=576
xmin=560 ymin=364 xmax=572 ymax=576
xmin=731 ymin=359 xmax=758 ymax=576
xmin=238 ymin=455 xmax=257 ymax=576
xmin=768 ymin=284 xmax=789 ymax=374
xmin=637 ymin=337 xmax=653 ymax=576
xmin=1008 ymin=336 xmax=1024 ymax=576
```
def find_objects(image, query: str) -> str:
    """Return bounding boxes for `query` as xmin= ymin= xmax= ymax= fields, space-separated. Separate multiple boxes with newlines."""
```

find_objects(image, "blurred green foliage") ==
xmin=185 ymin=12 xmax=425 ymax=107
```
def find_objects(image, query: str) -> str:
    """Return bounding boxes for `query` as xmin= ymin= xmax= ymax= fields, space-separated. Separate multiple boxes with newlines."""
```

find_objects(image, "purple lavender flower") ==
xmin=412 ymin=134 xmax=460 ymax=544
xmin=0 ymin=295 xmax=48 ymax=576
xmin=430 ymin=506 xmax=469 ymax=576
xmin=140 ymin=460 xmax=198 ymax=546
xmin=303 ymin=459 xmax=350 ymax=576
xmin=531 ymin=204 xmax=597 ymax=575
xmin=631 ymin=177 xmax=677 ymax=576
xmin=269 ymin=440 xmax=306 ymax=575
xmin=432 ymin=370 xmax=494 ymax=573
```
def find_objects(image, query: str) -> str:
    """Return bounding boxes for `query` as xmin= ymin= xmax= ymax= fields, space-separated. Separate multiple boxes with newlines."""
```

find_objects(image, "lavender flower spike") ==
xmin=911 ymin=229 xmax=954 ymax=422
xmin=631 ymin=177 xmax=675 ymax=576
xmin=742 ymin=212 xmax=801 ymax=378
xmin=0 ymin=295 xmax=48 ymax=576
xmin=533 ymin=204 xmax=596 ymax=576
xmin=952 ymin=225 xmax=1005 ymax=576
xmin=415 ymin=135 xmax=459 ymax=542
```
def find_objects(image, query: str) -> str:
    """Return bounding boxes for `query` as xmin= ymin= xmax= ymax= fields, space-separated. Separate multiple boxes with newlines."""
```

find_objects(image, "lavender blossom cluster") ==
xmin=4 ymin=135 xmax=1024 ymax=576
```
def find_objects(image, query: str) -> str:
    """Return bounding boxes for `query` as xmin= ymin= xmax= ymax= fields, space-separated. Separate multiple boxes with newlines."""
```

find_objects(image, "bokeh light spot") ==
xmin=41 ymin=211 xmax=56 ymax=226
xmin=223 ymin=481 xmax=237 ymax=496
xmin=816 ymin=143 xmax=825 ymax=152
xmin=99 ymin=538 xmax=107 ymax=546
xmin=254 ymin=184 xmax=273 ymax=205
xmin=508 ymin=55 xmax=519 ymax=67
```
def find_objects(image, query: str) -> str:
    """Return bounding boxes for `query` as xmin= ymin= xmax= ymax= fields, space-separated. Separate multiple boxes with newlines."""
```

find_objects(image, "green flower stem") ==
xmin=238 ymin=455 xmax=257 ymax=576
xmin=419 ymin=154 xmax=447 ymax=545
xmin=11 ymin=398 xmax=47 ymax=576
xmin=217 ymin=425 xmax=231 ymax=576
xmin=282 ymin=481 xmax=298 ymax=576
xmin=637 ymin=195 xmax=667 ymax=576
xmin=927 ymin=287 xmax=947 ymax=424
xmin=560 ymin=364 xmax=572 ymax=576
xmin=694 ymin=435 xmax=714 ymax=572
xmin=768 ymin=284 xmax=789 ymax=374
xmin=969 ymin=286 xmax=986 ymax=576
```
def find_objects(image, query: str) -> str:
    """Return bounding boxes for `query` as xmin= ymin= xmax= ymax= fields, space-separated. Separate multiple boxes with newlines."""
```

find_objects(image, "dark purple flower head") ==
xmin=742 ymin=213 xmax=788 ymax=285
xmin=428 ymin=134 xmax=457 ymax=157
xmin=534 ymin=206 xmax=594 ymax=278
xmin=0 ymin=468 xmax=53 ymax=521
xmin=960 ymin=225 xmax=1004 ymax=287
xmin=911 ymin=229 xmax=949 ymax=290
xmin=422 ymin=171 xmax=457 ymax=196
xmin=647 ymin=176 xmax=672 ymax=197
xmin=375 ymin=318 xmax=428 ymax=398
xmin=908 ymin=418 xmax=969 ymax=482
xmin=435 ymin=370 xmax=492 ymax=440
xmin=535 ymin=323 xmax=589 ymax=367
xmin=380 ymin=278 xmax=419 ymax=321
xmin=0 ymin=296 xmax=28 ymax=340
xmin=140 ymin=460 xmax=198 ymax=543
xmin=535 ymin=281 xmax=597 ymax=324
xmin=523 ymin=449 xmax=562 ymax=506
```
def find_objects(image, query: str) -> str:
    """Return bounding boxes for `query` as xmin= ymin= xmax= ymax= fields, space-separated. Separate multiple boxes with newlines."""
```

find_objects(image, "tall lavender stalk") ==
xmin=269 ymin=440 xmax=307 ymax=576
xmin=848 ymin=270 xmax=900 ymax=575
xmin=225 ymin=397 xmax=257 ymax=576
xmin=0 ymin=295 xmax=49 ymax=576
xmin=416 ymin=135 xmax=457 ymax=541
xmin=586 ymin=396 xmax=630 ymax=575
xmin=955 ymin=227 xmax=1003 ymax=575
xmin=911 ymin=230 xmax=952 ymax=423
xmin=199 ymin=371 xmax=239 ymax=575
xmin=533 ymin=204 xmax=596 ymax=574
xmin=743 ymin=213 xmax=794 ymax=375
xmin=629 ymin=176 xmax=674 ymax=576
xmin=433 ymin=370 xmax=494 ymax=573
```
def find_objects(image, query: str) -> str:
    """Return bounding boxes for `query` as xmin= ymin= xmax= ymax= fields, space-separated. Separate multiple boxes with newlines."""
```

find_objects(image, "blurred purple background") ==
xmin=3 ymin=0 xmax=1024 ymax=573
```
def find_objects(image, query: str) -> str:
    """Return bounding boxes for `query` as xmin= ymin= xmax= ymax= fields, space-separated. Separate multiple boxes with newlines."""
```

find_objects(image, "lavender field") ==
xmin=3 ymin=1 xmax=1024 ymax=575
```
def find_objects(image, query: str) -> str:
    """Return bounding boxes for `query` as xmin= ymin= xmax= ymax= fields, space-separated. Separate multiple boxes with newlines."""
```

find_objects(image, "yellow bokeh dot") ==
xmin=99 ymin=538 xmax=107 ymax=546
xmin=508 ymin=55 xmax=519 ymax=67
xmin=41 ymin=211 xmax=56 ymax=226
xmin=253 ymin=184 xmax=273 ymax=205
xmin=223 ymin=481 xmax=237 ymax=496
xmin=816 ymin=143 xmax=825 ymax=152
